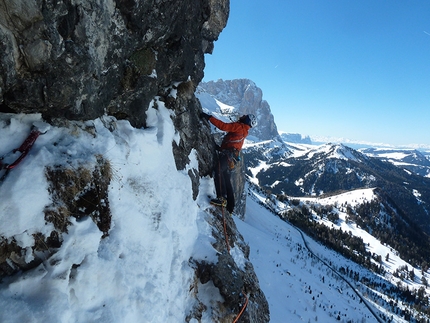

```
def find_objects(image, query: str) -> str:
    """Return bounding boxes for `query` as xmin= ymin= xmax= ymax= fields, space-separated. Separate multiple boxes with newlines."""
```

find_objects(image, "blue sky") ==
xmin=203 ymin=1 xmax=430 ymax=147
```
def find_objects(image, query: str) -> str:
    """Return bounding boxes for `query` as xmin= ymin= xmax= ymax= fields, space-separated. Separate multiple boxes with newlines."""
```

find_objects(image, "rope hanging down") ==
xmin=232 ymin=291 xmax=249 ymax=323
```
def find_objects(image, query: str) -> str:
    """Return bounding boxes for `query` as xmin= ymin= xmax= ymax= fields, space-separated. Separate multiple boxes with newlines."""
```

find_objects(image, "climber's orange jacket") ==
xmin=209 ymin=116 xmax=251 ymax=151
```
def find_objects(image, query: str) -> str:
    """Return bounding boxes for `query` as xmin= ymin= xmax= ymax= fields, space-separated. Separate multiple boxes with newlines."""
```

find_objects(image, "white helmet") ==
xmin=247 ymin=114 xmax=257 ymax=127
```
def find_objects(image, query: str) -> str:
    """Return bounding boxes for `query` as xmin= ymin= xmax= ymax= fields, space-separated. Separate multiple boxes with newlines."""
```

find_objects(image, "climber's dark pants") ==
xmin=214 ymin=151 xmax=235 ymax=213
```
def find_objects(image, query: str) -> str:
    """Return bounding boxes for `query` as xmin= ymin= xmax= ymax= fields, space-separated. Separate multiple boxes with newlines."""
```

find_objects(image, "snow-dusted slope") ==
xmin=235 ymin=193 xmax=377 ymax=323
xmin=0 ymin=110 xmax=220 ymax=322
xmin=237 ymin=186 xmax=430 ymax=322
xmin=360 ymin=147 xmax=430 ymax=177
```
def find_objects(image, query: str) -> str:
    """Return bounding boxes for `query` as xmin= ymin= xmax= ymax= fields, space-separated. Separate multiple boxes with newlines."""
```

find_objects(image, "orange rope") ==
xmin=232 ymin=291 xmax=249 ymax=323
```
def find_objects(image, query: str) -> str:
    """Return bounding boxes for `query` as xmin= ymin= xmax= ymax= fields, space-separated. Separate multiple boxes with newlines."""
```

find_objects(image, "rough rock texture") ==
xmin=198 ymin=79 xmax=279 ymax=141
xmin=0 ymin=0 xmax=227 ymax=128
xmin=0 ymin=154 xmax=111 ymax=278
xmin=190 ymin=207 xmax=270 ymax=323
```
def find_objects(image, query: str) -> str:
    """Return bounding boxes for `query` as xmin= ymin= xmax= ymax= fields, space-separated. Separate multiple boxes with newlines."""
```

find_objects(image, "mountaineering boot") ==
xmin=210 ymin=197 xmax=227 ymax=208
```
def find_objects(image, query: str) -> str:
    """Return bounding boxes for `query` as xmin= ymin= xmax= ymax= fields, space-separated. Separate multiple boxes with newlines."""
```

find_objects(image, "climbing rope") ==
xmin=0 ymin=126 xmax=41 ymax=183
xmin=232 ymin=291 xmax=249 ymax=323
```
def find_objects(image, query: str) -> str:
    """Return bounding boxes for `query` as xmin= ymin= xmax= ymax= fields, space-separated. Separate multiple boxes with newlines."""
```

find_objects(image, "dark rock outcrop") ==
xmin=0 ymin=0 xmax=228 ymax=128
xmin=0 ymin=0 xmax=228 ymax=204
xmin=191 ymin=208 xmax=270 ymax=323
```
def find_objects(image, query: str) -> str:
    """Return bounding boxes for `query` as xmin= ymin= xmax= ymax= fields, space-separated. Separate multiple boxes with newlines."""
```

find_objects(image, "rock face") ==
xmin=0 ymin=1 xmax=270 ymax=322
xmin=0 ymin=0 xmax=228 ymax=128
xmin=199 ymin=79 xmax=279 ymax=141
xmin=191 ymin=207 xmax=270 ymax=323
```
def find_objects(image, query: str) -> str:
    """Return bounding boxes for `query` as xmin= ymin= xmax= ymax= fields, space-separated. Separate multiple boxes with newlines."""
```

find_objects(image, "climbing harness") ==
xmin=222 ymin=148 xmax=240 ymax=170
xmin=0 ymin=126 xmax=42 ymax=183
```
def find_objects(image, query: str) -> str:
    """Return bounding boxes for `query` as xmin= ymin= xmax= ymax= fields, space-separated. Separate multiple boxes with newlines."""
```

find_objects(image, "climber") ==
xmin=200 ymin=112 xmax=257 ymax=214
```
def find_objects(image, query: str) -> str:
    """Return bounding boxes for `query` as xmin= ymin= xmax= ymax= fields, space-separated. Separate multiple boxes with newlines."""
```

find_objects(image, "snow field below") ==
xmin=235 ymin=193 xmax=383 ymax=323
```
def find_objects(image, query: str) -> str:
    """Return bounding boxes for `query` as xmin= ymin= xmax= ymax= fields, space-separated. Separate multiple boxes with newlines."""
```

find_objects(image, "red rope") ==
xmin=232 ymin=291 xmax=249 ymax=323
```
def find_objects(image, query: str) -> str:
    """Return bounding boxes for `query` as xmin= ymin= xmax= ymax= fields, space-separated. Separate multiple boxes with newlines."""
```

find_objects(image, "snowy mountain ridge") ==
xmin=359 ymin=148 xmax=430 ymax=178
xmin=302 ymin=143 xmax=365 ymax=162
xmin=309 ymin=135 xmax=430 ymax=151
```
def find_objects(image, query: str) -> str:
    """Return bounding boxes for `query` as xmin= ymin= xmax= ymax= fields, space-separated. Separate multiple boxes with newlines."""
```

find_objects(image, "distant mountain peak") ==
xmin=305 ymin=143 xmax=366 ymax=163
xmin=197 ymin=79 xmax=279 ymax=141
xmin=279 ymin=132 xmax=312 ymax=144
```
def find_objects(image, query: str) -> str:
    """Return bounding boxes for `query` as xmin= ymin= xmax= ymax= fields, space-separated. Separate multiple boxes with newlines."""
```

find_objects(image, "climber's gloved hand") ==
xmin=200 ymin=112 xmax=211 ymax=121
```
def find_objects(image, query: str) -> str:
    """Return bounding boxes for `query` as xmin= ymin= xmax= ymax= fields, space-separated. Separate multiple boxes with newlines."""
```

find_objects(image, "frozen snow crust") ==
xmin=0 ymin=106 xmax=271 ymax=323
xmin=0 ymin=109 xmax=202 ymax=322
